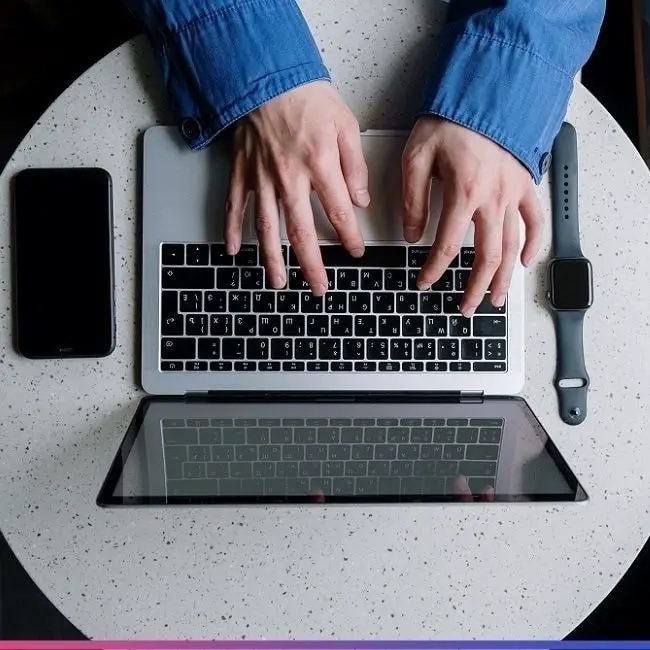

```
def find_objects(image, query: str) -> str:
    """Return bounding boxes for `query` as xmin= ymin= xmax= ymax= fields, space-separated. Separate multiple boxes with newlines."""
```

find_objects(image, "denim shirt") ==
xmin=124 ymin=0 xmax=605 ymax=183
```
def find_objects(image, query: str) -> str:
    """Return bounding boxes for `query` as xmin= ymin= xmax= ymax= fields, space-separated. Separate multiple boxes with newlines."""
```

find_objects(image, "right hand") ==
xmin=225 ymin=81 xmax=370 ymax=296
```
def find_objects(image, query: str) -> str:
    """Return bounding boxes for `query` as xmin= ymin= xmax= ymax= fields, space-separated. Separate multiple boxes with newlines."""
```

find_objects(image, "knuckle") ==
xmin=401 ymin=145 xmax=427 ymax=172
xmin=286 ymin=224 xmax=313 ymax=248
xmin=306 ymin=148 xmax=334 ymax=177
xmin=255 ymin=212 xmax=276 ymax=236
xmin=437 ymin=242 xmax=461 ymax=259
xmin=479 ymin=251 xmax=502 ymax=268
xmin=327 ymin=207 xmax=352 ymax=230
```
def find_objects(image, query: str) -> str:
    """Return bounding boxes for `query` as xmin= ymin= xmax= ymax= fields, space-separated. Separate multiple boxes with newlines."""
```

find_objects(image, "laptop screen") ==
xmin=97 ymin=396 xmax=587 ymax=505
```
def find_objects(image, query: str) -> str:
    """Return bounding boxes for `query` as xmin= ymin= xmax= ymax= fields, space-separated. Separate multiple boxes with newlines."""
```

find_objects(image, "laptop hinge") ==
xmin=459 ymin=391 xmax=484 ymax=404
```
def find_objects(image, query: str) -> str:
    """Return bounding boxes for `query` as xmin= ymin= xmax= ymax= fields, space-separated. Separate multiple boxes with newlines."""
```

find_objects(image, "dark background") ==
xmin=0 ymin=0 xmax=648 ymax=640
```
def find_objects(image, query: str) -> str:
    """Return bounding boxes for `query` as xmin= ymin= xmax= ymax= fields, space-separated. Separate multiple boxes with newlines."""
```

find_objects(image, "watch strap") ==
xmin=551 ymin=123 xmax=583 ymax=258
xmin=553 ymin=310 xmax=589 ymax=425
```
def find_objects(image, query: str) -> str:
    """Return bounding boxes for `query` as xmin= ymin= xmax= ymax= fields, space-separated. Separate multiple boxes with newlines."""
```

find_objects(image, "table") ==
xmin=2 ymin=0 xmax=650 ymax=639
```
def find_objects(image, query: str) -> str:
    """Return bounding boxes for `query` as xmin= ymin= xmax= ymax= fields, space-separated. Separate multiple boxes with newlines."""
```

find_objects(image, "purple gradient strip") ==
xmin=1 ymin=642 xmax=650 ymax=649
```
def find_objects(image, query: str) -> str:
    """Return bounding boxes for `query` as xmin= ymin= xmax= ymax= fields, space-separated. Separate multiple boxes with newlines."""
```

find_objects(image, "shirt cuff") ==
xmin=419 ymin=31 xmax=574 ymax=183
xmin=149 ymin=0 xmax=330 ymax=150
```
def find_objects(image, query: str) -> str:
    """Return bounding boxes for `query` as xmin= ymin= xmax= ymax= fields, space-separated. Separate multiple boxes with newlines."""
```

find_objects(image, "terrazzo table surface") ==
xmin=1 ymin=0 xmax=650 ymax=639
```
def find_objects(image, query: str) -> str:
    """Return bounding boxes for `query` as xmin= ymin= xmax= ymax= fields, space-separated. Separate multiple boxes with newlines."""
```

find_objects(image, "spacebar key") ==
xmin=290 ymin=246 xmax=406 ymax=268
xmin=162 ymin=267 xmax=214 ymax=289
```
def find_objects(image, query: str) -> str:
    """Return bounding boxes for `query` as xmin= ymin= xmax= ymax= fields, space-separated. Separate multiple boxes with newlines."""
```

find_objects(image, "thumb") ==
xmin=338 ymin=126 xmax=370 ymax=208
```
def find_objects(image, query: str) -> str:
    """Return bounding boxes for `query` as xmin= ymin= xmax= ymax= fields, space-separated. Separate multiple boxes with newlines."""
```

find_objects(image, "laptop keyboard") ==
xmin=159 ymin=243 xmax=507 ymax=373
xmin=161 ymin=416 xmax=503 ymax=498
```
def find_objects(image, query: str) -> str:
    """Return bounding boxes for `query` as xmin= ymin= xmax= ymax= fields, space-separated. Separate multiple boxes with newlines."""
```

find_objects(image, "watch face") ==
xmin=550 ymin=259 xmax=593 ymax=310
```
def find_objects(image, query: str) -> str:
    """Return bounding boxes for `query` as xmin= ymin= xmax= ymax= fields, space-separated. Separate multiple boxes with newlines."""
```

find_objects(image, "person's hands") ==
xmin=402 ymin=116 xmax=544 ymax=317
xmin=225 ymin=81 xmax=370 ymax=296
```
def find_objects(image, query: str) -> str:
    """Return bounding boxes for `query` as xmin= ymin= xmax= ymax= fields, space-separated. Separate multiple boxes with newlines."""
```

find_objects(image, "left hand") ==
xmin=402 ymin=116 xmax=544 ymax=317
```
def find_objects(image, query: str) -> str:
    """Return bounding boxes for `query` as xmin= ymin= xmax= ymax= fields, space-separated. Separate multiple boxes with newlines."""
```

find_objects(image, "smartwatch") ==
xmin=547 ymin=122 xmax=593 ymax=426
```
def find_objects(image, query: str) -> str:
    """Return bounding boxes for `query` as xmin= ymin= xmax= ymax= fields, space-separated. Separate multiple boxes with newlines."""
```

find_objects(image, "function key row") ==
xmin=162 ymin=243 xmax=476 ymax=269
xmin=160 ymin=360 xmax=507 ymax=373
xmin=162 ymin=417 xmax=504 ymax=427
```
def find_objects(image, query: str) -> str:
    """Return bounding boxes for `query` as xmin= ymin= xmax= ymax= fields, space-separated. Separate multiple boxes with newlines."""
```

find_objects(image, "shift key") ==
xmin=162 ymin=267 xmax=214 ymax=289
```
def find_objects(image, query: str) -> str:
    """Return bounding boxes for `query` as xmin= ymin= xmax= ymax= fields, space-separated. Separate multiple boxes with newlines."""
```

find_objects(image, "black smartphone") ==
xmin=12 ymin=167 xmax=115 ymax=359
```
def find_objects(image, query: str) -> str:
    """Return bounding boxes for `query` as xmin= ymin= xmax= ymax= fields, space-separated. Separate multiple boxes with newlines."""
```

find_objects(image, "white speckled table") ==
xmin=1 ymin=0 xmax=650 ymax=640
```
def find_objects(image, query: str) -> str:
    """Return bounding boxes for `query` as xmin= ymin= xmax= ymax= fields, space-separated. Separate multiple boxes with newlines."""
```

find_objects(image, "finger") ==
xmin=481 ymin=486 xmax=495 ymax=502
xmin=311 ymin=157 xmax=365 ymax=257
xmin=460 ymin=207 xmax=504 ymax=317
xmin=338 ymin=125 xmax=370 ymax=208
xmin=489 ymin=206 xmax=520 ymax=308
xmin=225 ymin=149 xmax=249 ymax=255
xmin=417 ymin=184 xmax=471 ymax=290
xmin=283 ymin=180 xmax=329 ymax=296
xmin=402 ymin=143 xmax=434 ymax=242
xmin=254 ymin=162 xmax=286 ymax=289
xmin=519 ymin=185 xmax=544 ymax=266
xmin=453 ymin=475 xmax=474 ymax=502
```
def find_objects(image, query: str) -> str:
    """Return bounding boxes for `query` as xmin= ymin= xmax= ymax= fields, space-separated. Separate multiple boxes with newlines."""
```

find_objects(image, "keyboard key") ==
xmin=379 ymin=362 xmax=400 ymax=371
xmin=443 ymin=444 xmax=465 ymax=460
xmin=210 ymin=314 xmax=232 ymax=336
xmin=333 ymin=477 xmax=355 ymax=495
xmin=356 ymin=477 xmax=378 ymax=495
xmin=204 ymin=291 xmax=227 ymax=312
xmin=456 ymin=427 xmax=479 ymax=443
xmin=450 ymin=316 xmax=471 ymax=337
xmin=241 ymin=268 xmax=264 ymax=290
xmin=426 ymin=362 xmax=448 ymax=372
xmin=301 ymin=293 xmax=323 ymax=313
xmin=162 ymin=266 xmax=213 ymax=291
xmin=247 ymin=338 xmax=269 ymax=360
xmin=460 ymin=247 xmax=475 ymax=268
xmin=229 ymin=292 xmax=251 ymax=313
xmin=473 ymin=362 xmax=506 ymax=372
xmin=432 ymin=270 xmax=454 ymax=292
xmin=345 ymin=461 xmax=367 ymax=477
xmin=162 ymin=314 xmax=183 ymax=336
xmin=378 ymin=316 xmax=400 ymax=336
xmin=423 ymin=419 xmax=445 ymax=426
xmin=206 ymin=462 xmax=229 ymax=479
xmin=342 ymin=428 xmax=363 ymax=443
xmin=289 ymin=269 xmax=310 ymax=290
xmin=414 ymin=339 xmax=435 ymax=360
xmin=330 ymin=316 xmax=353 ymax=336
xmin=343 ymin=339 xmax=365 ymax=360
xmin=305 ymin=445 xmax=328 ymax=461
xmin=411 ymin=427 xmax=433 ymax=443
xmin=212 ymin=446 xmax=234 ymax=462
xmin=414 ymin=461 xmax=437 ymax=477
xmin=185 ymin=361 xmax=208 ymax=371
xmin=222 ymin=338 xmax=245 ymax=360
xmin=398 ymin=444 xmax=419 ymax=460
xmin=477 ymin=296 xmax=506 ymax=314
xmin=230 ymin=462 xmax=253 ymax=478
xmin=378 ymin=477 xmax=400 ymax=494
xmin=234 ymin=442 xmax=257 ymax=460
xmin=183 ymin=462 xmax=205 ymax=479
xmin=466 ymin=445 xmax=499 ymax=461
xmin=296 ymin=338 xmax=317 ymax=360
xmin=307 ymin=316 xmax=329 ymax=337
xmin=210 ymin=243 xmax=234 ymax=266
xmin=426 ymin=316 xmax=447 ymax=336
xmin=186 ymin=244 xmax=210 ymax=265
xmin=408 ymin=247 xmax=429 ymax=267
xmin=384 ymin=269 xmax=407 ymax=290
xmin=388 ymin=427 xmax=409 ymax=443
xmin=434 ymin=427 xmax=455 ymax=443
xmin=397 ymin=293 xmax=418 ymax=313
xmin=368 ymin=461 xmax=390 ymax=476
xmin=455 ymin=270 xmax=470 ymax=292
xmin=365 ymin=428 xmax=387 ymax=443
xmin=373 ymin=292 xmax=394 ymax=313
xmin=283 ymin=315 xmax=304 ymax=336
xmin=259 ymin=445 xmax=281 ymax=460
xmin=179 ymin=291 xmax=201 ymax=313
xmin=349 ymin=292 xmax=371 ymax=314
xmin=390 ymin=339 xmax=411 ymax=360
xmin=390 ymin=461 xmax=412 ymax=477
xmin=234 ymin=361 xmax=257 ymax=371
xmin=435 ymin=461 xmax=458 ymax=476
xmin=470 ymin=419 xmax=503 ymax=427
xmin=337 ymin=269 xmax=359 ymax=290
xmin=277 ymin=462 xmax=299 ymax=478
xmin=186 ymin=314 xmax=208 ymax=335
xmin=161 ymin=361 xmax=183 ymax=371
xmin=259 ymin=315 xmax=281 ymax=336
xmin=252 ymin=292 xmax=275 ymax=313
xmin=443 ymin=293 xmax=462 ymax=314
xmin=325 ymin=292 xmax=347 ymax=313
xmin=459 ymin=461 xmax=497 ymax=477
xmin=282 ymin=445 xmax=304 ymax=461
xmin=161 ymin=338 xmax=195 ymax=359
xmin=310 ymin=478 xmax=331 ymax=495
xmin=271 ymin=339 xmax=292 ymax=359
xmin=318 ymin=427 xmax=339 ymax=444
xmin=355 ymin=361 xmax=376 ymax=371
xmin=324 ymin=461 xmax=345 ymax=477
xmin=473 ymin=317 xmax=506 ymax=337
xmin=462 ymin=339 xmax=482 ymax=360
xmin=375 ymin=444 xmax=396 ymax=459
xmin=329 ymin=446 xmax=351 ymax=461
xmin=294 ymin=428 xmax=316 ymax=443
xmin=438 ymin=339 xmax=459 ymax=360
xmin=420 ymin=293 xmax=442 ymax=314
xmin=277 ymin=292 xmax=299 ymax=313
xmin=421 ymin=444 xmax=443 ymax=460
xmin=235 ymin=245 xmax=258 ymax=266
xmin=210 ymin=361 xmax=233 ymax=371
xmin=253 ymin=462 xmax=276 ymax=478
xmin=351 ymin=444 xmax=373 ymax=459
xmin=283 ymin=361 xmax=305 ymax=371
xmin=479 ymin=428 xmax=503 ymax=444
xmin=318 ymin=339 xmax=341 ymax=360
xmin=402 ymin=315 xmax=424 ymax=336
xmin=259 ymin=361 xmax=282 ymax=371
xmin=484 ymin=339 xmax=506 ymax=360
xmin=361 ymin=269 xmax=382 ymax=291
xmin=162 ymin=244 xmax=184 ymax=265
xmin=217 ymin=268 xmax=239 ymax=289
xmin=290 ymin=245 xmax=405 ymax=268
xmin=198 ymin=338 xmax=220 ymax=359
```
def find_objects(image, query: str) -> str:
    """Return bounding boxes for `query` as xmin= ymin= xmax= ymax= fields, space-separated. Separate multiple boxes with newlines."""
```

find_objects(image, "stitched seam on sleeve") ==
xmin=451 ymin=29 xmax=574 ymax=81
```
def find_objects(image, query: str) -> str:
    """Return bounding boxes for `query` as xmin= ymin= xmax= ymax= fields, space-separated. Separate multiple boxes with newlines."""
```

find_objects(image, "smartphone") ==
xmin=12 ymin=167 xmax=115 ymax=359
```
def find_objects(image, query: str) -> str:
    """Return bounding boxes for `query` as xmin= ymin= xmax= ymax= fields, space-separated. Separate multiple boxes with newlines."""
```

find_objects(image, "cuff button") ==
xmin=180 ymin=117 xmax=202 ymax=141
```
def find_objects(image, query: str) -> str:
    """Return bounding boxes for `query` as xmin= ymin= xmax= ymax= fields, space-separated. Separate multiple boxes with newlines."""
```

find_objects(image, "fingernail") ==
xmin=355 ymin=189 xmax=370 ymax=207
xmin=462 ymin=306 xmax=476 ymax=318
xmin=350 ymin=247 xmax=365 ymax=258
xmin=405 ymin=226 xmax=420 ymax=242
xmin=272 ymin=275 xmax=286 ymax=288
xmin=312 ymin=282 xmax=328 ymax=297
xmin=226 ymin=243 xmax=237 ymax=255
xmin=417 ymin=282 xmax=431 ymax=292
xmin=493 ymin=294 xmax=506 ymax=308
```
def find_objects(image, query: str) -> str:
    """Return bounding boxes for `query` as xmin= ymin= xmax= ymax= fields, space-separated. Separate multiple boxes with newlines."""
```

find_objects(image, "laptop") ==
xmin=96 ymin=126 xmax=587 ymax=505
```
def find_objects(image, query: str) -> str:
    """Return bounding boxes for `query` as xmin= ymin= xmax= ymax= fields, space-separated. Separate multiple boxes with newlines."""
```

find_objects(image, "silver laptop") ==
xmin=95 ymin=126 xmax=586 ymax=506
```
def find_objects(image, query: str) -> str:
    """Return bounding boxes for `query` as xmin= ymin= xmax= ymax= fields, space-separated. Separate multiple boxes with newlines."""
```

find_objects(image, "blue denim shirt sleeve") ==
xmin=421 ymin=0 xmax=605 ymax=182
xmin=122 ymin=0 xmax=330 ymax=150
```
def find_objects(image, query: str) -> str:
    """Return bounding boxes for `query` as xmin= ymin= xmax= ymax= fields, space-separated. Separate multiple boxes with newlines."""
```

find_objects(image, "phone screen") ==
xmin=12 ymin=167 xmax=115 ymax=358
